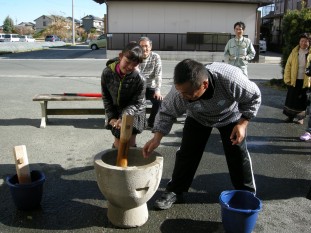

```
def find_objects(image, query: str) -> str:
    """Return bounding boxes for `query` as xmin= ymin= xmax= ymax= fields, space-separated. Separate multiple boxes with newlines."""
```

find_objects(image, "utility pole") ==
xmin=72 ymin=0 xmax=75 ymax=45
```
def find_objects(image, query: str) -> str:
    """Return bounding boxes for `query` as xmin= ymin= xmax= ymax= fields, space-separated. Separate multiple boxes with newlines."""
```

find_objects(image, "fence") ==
xmin=107 ymin=32 xmax=241 ymax=52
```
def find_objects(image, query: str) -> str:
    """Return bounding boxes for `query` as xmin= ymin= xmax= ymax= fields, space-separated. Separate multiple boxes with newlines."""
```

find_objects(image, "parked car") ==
xmin=19 ymin=35 xmax=36 ymax=42
xmin=45 ymin=35 xmax=61 ymax=42
xmin=3 ymin=34 xmax=20 ymax=42
xmin=0 ymin=33 xmax=5 ymax=42
xmin=88 ymin=34 xmax=107 ymax=50
xmin=259 ymin=39 xmax=267 ymax=53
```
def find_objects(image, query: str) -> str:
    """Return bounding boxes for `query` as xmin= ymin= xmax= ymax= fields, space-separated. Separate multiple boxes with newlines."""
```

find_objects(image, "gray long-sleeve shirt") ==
xmin=224 ymin=36 xmax=256 ymax=76
xmin=153 ymin=62 xmax=261 ymax=135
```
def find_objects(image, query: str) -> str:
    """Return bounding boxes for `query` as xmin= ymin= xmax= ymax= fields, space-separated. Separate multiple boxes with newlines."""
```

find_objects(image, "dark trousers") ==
xmin=145 ymin=87 xmax=162 ymax=127
xmin=166 ymin=116 xmax=256 ymax=193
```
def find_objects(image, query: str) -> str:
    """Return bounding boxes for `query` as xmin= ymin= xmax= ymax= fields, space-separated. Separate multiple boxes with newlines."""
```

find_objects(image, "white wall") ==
xmin=108 ymin=1 xmax=258 ymax=41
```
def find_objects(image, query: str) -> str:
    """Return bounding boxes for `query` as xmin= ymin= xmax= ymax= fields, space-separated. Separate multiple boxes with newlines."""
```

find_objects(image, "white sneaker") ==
xmin=300 ymin=132 xmax=311 ymax=141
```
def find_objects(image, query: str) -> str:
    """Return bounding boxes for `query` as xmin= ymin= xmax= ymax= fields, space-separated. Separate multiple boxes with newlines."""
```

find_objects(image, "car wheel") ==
xmin=91 ymin=44 xmax=98 ymax=50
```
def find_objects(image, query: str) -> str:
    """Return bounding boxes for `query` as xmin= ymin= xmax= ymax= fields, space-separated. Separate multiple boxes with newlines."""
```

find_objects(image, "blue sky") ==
xmin=0 ymin=0 xmax=107 ymax=25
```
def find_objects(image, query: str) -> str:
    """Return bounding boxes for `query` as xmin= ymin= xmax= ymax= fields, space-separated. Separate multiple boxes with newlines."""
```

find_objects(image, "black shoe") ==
xmin=154 ymin=191 xmax=183 ymax=210
xmin=145 ymin=124 xmax=153 ymax=130
xmin=284 ymin=117 xmax=294 ymax=123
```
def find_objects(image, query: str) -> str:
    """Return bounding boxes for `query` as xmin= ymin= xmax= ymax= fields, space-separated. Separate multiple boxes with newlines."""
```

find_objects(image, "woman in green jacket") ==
xmin=283 ymin=33 xmax=311 ymax=124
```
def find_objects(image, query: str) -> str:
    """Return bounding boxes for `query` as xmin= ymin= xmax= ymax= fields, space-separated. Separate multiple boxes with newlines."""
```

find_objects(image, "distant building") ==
xmin=261 ymin=0 xmax=311 ymax=51
xmin=15 ymin=22 xmax=36 ymax=35
xmin=34 ymin=15 xmax=55 ymax=32
xmin=81 ymin=15 xmax=104 ymax=33
xmin=66 ymin=17 xmax=82 ymax=28
xmin=17 ymin=22 xmax=35 ymax=29
xmin=34 ymin=15 xmax=80 ymax=32
xmin=93 ymin=0 xmax=272 ymax=60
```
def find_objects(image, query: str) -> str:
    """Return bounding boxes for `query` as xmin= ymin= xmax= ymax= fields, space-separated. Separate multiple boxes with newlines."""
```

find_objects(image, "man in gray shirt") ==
xmin=139 ymin=37 xmax=163 ymax=128
xmin=143 ymin=59 xmax=261 ymax=210
xmin=224 ymin=21 xmax=256 ymax=77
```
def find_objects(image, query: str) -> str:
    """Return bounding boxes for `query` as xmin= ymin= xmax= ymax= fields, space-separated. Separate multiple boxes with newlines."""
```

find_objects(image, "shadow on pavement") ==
xmin=0 ymin=161 xmax=309 ymax=231
xmin=160 ymin=219 xmax=223 ymax=233
xmin=0 ymin=118 xmax=105 ymax=129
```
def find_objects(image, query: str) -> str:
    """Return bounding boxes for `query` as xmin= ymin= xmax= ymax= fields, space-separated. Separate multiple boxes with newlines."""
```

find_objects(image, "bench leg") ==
xmin=39 ymin=101 xmax=48 ymax=128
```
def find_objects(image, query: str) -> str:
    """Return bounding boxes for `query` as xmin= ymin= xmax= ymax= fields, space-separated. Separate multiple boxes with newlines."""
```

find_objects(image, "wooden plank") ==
xmin=47 ymin=108 xmax=105 ymax=115
xmin=33 ymin=94 xmax=102 ymax=101
xmin=33 ymin=94 xmax=152 ymax=128
xmin=46 ymin=108 xmax=151 ymax=115
xmin=13 ymin=145 xmax=31 ymax=184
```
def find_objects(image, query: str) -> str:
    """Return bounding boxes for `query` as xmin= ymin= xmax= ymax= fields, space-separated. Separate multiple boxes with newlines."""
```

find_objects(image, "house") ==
xmin=34 ymin=15 xmax=56 ymax=32
xmin=81 ymin=15 xmax=104 ymax=33
xmin=261 ymin=0 xmax=311 ymax=52
xmin=15 ymin=22 xmax=36 ymax=35
xmin=17 ymin=22 xmax=35 ymax=30
xmin=93 ymin=0 xmax=273 ymax=61
xmin=34 ymin=15 xmax=80 ymax=32
xmin=66 ymin=17 xmax=82 ymax=28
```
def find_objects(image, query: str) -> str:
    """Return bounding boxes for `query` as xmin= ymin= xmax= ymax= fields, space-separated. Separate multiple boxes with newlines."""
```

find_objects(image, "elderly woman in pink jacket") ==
xmin=283 ymin=33 xmax=311 ymax=125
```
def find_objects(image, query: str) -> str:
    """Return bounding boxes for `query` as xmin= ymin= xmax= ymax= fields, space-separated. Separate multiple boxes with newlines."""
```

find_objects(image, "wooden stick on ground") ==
xmin=116 ymin=114 xmax=134 ymax=167
xmin=13 ymin=145 xmax=31 ymax=184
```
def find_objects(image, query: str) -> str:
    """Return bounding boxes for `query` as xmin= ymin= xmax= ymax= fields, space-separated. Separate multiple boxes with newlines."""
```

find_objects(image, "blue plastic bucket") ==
xmin=219 ymin=190 xmax=262 ymax=233
xmin=6 ymin=170 xmax=45 ymax=210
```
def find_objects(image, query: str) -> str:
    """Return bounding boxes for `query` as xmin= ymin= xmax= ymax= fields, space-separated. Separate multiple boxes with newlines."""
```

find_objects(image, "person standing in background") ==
xmin=283 ymin=33 xmax=311 ymax=125
xmin=299 ymin=47 xmax=311 ymax=141
xmin=138 ymin=37 xmax=163 ymax=129
xmin=224 ymin=21 xmax=256 ymax=77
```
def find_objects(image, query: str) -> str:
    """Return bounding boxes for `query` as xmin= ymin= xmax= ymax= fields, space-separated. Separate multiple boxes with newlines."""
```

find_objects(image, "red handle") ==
xmin=64 ymin=93 xmax=102 ymax=97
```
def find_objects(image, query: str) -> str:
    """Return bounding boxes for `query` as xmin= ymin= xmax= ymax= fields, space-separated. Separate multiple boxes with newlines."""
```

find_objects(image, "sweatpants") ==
xmin=166 ymin=116 xmax=256 ymax=193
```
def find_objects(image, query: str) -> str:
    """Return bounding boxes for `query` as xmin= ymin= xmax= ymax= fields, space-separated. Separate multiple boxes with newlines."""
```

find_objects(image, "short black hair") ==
xmin=299 ymin=33 xmax=311 ymax=43
xmin=234 ymin=21 xmax=246 ymax=30
xmin=122 ymin=42 xmax=143 ymax=63
xmin=174 ymin=59 xmax=209 ymax=89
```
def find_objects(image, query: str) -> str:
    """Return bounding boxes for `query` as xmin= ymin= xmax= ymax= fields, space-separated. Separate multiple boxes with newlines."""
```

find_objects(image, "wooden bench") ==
xmin=33 ymin=94 xmax=151 ymax=128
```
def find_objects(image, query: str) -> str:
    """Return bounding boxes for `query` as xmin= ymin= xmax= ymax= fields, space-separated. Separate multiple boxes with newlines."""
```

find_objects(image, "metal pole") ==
xmin=72 ymin=0 xmax=75 ymax=45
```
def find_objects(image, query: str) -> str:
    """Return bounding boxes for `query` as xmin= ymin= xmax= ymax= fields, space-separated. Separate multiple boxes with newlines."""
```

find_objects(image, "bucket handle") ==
xmin=220 ymin=190 xmax=261 ymax=213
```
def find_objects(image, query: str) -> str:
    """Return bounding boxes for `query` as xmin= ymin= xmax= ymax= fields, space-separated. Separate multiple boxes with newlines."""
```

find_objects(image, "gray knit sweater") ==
xmin=139 ymin=52 xmax=162 ymax=92
xmin=152 ymin=62 xmax=261 ymax=135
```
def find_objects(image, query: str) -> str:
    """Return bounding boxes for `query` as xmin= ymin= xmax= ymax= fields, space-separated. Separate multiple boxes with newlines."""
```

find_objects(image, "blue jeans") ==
xmin=166 ymin=116 xmax=256 ymax=193
xmin=145 ymin=87 xmax=162 ymax=127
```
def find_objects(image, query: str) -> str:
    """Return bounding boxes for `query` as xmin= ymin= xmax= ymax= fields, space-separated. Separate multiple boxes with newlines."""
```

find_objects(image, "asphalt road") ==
xmin=0 ymin=44 xmax=107 ymax=59
xmin=0 ymin=48 xmax=310 ymax=233
xmin=0 ymin=44 xmax=282 ymax=85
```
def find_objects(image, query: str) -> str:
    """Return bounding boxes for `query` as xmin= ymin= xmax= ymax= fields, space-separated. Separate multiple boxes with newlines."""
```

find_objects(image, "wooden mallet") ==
xmin=116 ymin=114 xmax=134 ymax=167
xmin=13 ymin=145 xmax=31 ymax=184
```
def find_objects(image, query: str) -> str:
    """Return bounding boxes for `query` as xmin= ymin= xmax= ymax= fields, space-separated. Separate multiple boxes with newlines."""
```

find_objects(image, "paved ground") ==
xmin=0 ymin=59 xmax=310 ymax=233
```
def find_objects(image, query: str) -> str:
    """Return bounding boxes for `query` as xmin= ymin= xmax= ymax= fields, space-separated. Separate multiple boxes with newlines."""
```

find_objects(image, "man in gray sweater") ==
xmin=143 ymin=59 xmax=261 ymax=210
xmin=139 ymin=37 xmax=163 ymax=128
